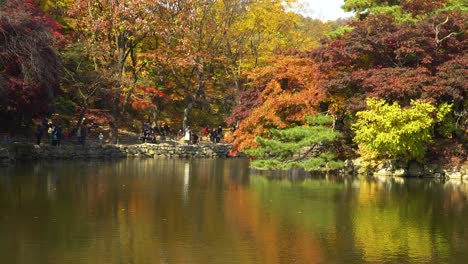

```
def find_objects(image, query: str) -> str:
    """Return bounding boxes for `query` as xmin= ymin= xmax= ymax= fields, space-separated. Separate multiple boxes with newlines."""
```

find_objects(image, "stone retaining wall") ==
xmin=0 ymin=146 xmax=13 ymax=166
xmin=2 ymin=144 xmax=466 ymax=180
xmin=0 ymin=143 xmax=232 ymax=164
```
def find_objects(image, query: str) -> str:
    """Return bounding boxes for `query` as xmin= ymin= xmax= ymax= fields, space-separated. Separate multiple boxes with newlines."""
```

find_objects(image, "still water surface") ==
xmin=0 ymin=159 xmax=467 ymax=263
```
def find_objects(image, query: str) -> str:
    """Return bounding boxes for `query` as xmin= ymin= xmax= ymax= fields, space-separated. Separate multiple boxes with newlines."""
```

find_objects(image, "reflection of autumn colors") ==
xmin=353 ymin=179 xmax=468 ymax=263
xmin=225 ymin=181 xmax=324 ymax=264
xmin=1 ymin=161 xmax=468 ymax=263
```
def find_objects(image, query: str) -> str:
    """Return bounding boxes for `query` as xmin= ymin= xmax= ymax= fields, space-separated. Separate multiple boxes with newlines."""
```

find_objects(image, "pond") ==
xmin=0 ymin=159 xmax=467 ymax=263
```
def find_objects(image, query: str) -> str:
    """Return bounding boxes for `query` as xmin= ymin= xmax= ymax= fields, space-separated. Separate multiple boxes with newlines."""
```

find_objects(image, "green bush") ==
xmin=352 ymin=98 xmax=451 ymax=163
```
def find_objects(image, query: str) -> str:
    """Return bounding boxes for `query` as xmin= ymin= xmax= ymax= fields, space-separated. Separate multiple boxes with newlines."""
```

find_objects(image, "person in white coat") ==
xmin=184 ymin=127 xmax=191 ymax=145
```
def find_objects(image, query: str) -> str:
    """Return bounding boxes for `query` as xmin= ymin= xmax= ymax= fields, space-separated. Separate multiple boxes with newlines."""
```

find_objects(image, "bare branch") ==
xmin=435 ymin=16 xmax=458 ymax=46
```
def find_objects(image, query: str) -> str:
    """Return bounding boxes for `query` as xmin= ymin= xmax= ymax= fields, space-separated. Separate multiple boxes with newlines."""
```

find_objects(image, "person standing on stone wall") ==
xmin=51 ymin=126 xmax=58 ymax=146
xmin=81 ymin=124 xmax=88 ymax=145
xmin=210 ymin=128 xmax=217 ymax=143
xmin=191 ymin=130 xmax=199 ymax=144
xmin=35 ymin=125 xmax=43 ymax=145
xmin=184 ymin=127 xmax=191 ymax=145
xmin=41 ymin=117 xmax=48 ymax=129
xmin=56 ymin=125 xmax=63 ymax=146
xmin=217 ymin=126 xmax=223 ymax=140
xmin=48 ymin=122 xmax=55 ymax=144
xmin=76 ymin=125 xmax=82 ymax=145
xmin=163 ymin=123 xmax=170 ymax=137
xmin=202 ymin=126 xmax=209 ymax=142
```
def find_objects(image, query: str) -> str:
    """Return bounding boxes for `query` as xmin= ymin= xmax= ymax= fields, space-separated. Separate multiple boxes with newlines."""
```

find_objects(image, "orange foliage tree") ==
xmin=129 ymin=86 xmax=165 ymax=111
xmin=227 ymin=56 xmax=325 ymax=153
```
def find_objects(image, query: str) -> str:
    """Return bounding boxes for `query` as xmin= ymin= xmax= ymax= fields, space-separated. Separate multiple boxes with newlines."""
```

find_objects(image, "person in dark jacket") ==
xmin=35 ymin=125 xmax=43 ymax=145
xmin=217 ymin=126 xmax=223 ymax=142
xmin=210 ymin=128 xmax=217 ymax=143
xmin=81 ymin=125 xmax=88 ymax=145
xmin=56 ymin=125 xmax=63 ymax=146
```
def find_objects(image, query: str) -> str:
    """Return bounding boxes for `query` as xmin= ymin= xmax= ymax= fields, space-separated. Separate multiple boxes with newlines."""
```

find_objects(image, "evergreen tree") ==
xmin=247 ymin=114 xmax=344 ymax=171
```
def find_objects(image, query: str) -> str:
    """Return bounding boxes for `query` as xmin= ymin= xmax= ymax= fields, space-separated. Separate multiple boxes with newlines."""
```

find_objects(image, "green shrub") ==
xmin=352 ymin=98 xmax=451 ymax=163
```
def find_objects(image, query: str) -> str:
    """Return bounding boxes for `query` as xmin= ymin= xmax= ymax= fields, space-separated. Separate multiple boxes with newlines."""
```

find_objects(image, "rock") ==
xmin=408 ymin=161 xmax=424 ymax=177
xmin=423 ymin=164 xmax=438 ymax=175
xmin=353 ymin=158 xmax=363 ymax=167
xmin=376 ymin=162 xmax=385 ymax=171
xmin=446 ymin=171 xmax=462 ymax=179
xmin=374 ymin=168 xmax=393 ymax=176
xmin=0 ymin=148 xmax=9 ymax=159
xmin=393 ymin=168 xmax=407 ymax=177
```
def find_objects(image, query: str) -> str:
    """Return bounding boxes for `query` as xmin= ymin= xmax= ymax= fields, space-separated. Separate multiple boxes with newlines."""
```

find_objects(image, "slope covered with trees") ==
xmin=1 ymin=0 xmax=337 ymax=139
xmin=0 ymin=0 xmax=465 ymax=169
xmin=230 ymin=0 xmax=466 ymax=169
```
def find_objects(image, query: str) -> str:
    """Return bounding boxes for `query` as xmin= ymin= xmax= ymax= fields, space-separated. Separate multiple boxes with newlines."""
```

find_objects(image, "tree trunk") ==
xmin=110 ymin=116 xmax=120 ymax=144
xmin=182 ymin=102 xmax=193 ymax=132
xmin=111 ymin=33 xmax=127 ymax=144
xmin=111 ymin=91 xmax=120 ymax=144
xmin=75 ymin=103 xmax=88 ymax=132
xmin=152 ymin=106 xmax=159 ymax=125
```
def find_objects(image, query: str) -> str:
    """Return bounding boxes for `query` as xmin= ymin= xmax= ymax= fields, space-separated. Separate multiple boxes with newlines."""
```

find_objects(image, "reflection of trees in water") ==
xmin=225 ymin=179 xmax=325 ymax=264
xmin=351 ymin=178 xmax=468 ymax=263
xmin=0 ymin=159 xmax=253 ymax=263
xmin=1 ymin=161 xmax=467 ymax=263
xmin=443 ymin=180 xmax=468 ymax=212
xmin=244 ymin=174 xmax=468 ymax=263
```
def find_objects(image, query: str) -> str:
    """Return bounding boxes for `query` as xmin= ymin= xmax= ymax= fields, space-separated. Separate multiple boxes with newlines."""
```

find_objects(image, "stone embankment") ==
xmin=343 ymin=158 xmax=468 ymax=180
xmin=0 ymin=146 xmax=13 ymax=166
xmin=0 ymin=142 xmax=232 ymax=164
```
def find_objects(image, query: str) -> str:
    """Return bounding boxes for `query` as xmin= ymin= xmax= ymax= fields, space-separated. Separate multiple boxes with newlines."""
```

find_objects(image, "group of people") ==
xmin=205 ymin=126 xmax=224 ymax=143
xmin=183 ymin=126 xmax=224 ymax=144
xmin=141 ymin=122 xmax=172 ymax=143
xmin=35 ymin=119 xmax=64 ymax=146
xmin=33 ymin=118 xmax=227 ymax=146
xmin=35 ymin=118 xmax=103 ymax=146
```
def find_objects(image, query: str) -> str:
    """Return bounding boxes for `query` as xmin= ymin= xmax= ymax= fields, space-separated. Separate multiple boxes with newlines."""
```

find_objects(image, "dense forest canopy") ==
xmin=1 ymin=0 xmax=337 ymax=133
xmin=229 ymin=0 xmax=466 ymax=168
xmin=0 ymin=0 xmax=466 ymax=167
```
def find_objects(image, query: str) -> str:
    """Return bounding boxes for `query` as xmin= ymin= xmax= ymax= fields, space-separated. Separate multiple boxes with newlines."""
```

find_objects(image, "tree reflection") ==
xmin=0 ymin=161 xmax=467 ymax=263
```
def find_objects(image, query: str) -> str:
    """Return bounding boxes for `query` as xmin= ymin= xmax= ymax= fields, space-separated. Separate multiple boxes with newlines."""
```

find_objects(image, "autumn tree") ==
xmin=68 ymin=0 xmax=161 ymax=141
xmin=33 ymin=0 xmax=73 ymax=22
xmin=343 ymin=0 xmax=465 ymax=21
xmin=144 ymin=0 xmax=332 ymax=130
xmin=59 ymin=43 xmax=106 ymax=129
xmin=311 ymin=3 xmax=467 ymax=164
xmin=145 ymin=0 xmax=240 ymax=129
xmin=312 ymin=11 xmax=466 ymax=124
xmin=0 ymin=0 xmax=61 ymax=129
xmin=227 ymin=56 xmax=325 ymax=153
